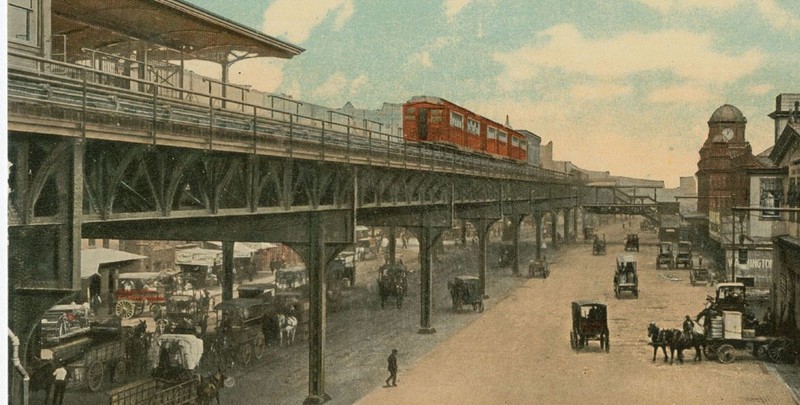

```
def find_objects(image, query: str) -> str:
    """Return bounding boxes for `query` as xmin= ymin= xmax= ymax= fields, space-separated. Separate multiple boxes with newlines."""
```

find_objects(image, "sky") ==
xmin=188 ymin=1 xmax=794 ymax=187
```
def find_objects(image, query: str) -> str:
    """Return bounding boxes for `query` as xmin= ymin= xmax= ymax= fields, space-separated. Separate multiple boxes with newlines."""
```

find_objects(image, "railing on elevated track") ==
xmin=8 ymin=51 xmax=574 ymax=185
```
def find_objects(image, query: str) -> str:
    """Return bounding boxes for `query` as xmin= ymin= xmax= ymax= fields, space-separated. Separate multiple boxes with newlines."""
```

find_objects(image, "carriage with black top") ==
xmin=448 ymin=275 xmax=484 ymax=312
xmin=624 ymin=234 xmax=639 ymax=252
xmin=614 ymin=255 xmax=639 ymax=298
xmin=528 ymin=259 xmax=550 ymax=279
xmin=377 ymin=263 xmax=408 ymax=309
xmin=592 ymin=235 xmax=607 ymax=255
xmin=570 ymin=300 xmax=609 ymax=352
xmin=211 ymin=299 xmax=270 ymax=367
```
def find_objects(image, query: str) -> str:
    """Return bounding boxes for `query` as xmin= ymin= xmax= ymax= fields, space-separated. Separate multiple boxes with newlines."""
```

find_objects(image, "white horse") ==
xmin=277 ymin=314 xmax=298 ymax=346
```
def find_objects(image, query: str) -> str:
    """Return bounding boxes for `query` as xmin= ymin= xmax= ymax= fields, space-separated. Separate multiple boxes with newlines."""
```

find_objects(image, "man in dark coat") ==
xmin=385 ymin=349 xmax=398 ymax=387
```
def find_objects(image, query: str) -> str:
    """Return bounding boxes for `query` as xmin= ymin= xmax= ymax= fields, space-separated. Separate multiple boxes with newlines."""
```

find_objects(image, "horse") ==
xmin=647 ymin=323 xmax=669 ymax=363
xmin=196 ymin=368 xmax=227 ymax=405
xmin=125 ymin=320 xmax=151 ymax=377
xmin=663 ymin=328 xmax=705 ymax=364
xmin=277 ymin=314 xmax=297 ymax=346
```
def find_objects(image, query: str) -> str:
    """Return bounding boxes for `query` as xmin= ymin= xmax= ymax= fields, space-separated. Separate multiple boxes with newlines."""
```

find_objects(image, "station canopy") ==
xmin=52 ymin=0 xmax=304 ymax=63
xmin=81 ymin=248 xmax=147 ymax=279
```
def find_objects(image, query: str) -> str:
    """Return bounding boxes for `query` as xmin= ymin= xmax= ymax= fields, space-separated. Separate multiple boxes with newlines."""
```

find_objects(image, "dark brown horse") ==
xmin=647 ymin=323 xmax=669 ymax=362
xmin=663 ymin=329 xmax=705 ymax=364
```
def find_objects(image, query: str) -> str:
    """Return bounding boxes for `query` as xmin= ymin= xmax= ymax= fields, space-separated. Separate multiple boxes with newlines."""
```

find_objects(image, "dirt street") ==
xmin=359 ymin=223 xmax=795 ymax=405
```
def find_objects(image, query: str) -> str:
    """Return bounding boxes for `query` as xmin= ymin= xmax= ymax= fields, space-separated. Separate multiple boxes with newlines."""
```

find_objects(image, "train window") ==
xmin=450 ymin=112 xmax=464 ymax=129
xmin=467 ymin=118 xmax=480 ymax=135
xmin=487 ymin=127 xmax=497 ymax=140
xmin=498 ymin=131 xmax=508 ymax=143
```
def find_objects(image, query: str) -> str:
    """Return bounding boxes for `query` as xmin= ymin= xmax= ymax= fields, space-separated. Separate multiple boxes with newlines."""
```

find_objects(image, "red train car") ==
xmin=403 ymin=96 xmax=527 ymax=162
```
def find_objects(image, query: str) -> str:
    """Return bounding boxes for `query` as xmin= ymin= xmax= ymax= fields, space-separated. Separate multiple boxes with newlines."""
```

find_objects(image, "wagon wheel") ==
xmin=87 ymin=360 xmax=105 ymax=391
xmin=768 ymin=338 xmax=791 ymax=363
xmin=599 ymin=334 xmax=605 ymax=350
xmin=478 ymin=301 xmax=484 ymax=313
xmin=115 ymin=300 xmax=136 ymax=319
xmin=605 ymin=334 xmax=610 ymax=353
xmin=716 ymin=344 xmax=735 ymax=364
xmin=112 ymin=359 xmax=127 ymax=384
xmin=150 ymin=304 xmax=163 ymax=319
xmin=254 ymin=335 xmax=266 ymax=360
xmin=570 ymin=331 xmax=577 ymax=350
xmin=239 ymin=344 xmax=253 ymax=366
xmin=704 ymin=344 xmax=718 ymax=361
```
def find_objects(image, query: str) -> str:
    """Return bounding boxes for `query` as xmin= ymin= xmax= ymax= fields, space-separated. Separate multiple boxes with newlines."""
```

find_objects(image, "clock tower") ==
xmin=696 ymin=104 xmax=752 ymax=214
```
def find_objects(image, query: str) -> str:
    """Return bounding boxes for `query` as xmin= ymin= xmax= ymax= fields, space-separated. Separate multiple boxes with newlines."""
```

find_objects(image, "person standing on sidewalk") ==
xmin=52 ymin=361 xmax=68 ymax=405
xmin=385 ymin=349 xmax=398 ymax=387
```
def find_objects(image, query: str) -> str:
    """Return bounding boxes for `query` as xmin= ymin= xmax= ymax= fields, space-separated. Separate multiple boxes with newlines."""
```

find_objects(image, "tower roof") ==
xmin=709 ymin=104 xmax=747 ymax=124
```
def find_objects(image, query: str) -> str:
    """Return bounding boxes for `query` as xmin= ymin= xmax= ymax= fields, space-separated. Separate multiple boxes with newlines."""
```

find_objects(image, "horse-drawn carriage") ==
xmin=328 ymin=252 xmax=356 ymax=287
xmin=156 ymin=293 xmax=211 ymax=337
xmin=592 ymin=235 xmax=607 ymax=255
xmin=40 ymin=303 xmax=93 ymax=345
xmin=656 ymin=242 xmax=675 ymax=269
xmin=377 ymin=263 xmax=408 ymax=309
xmin=698 ymin=283 xmax=792 ymax=364
xmin=211 ymin=298 xmax=270 ymax=367
xmin=527 ymin=259 xmax=550 ymax=279
xmin=275 ymin=266 xmax=308 ymax=289
xmin=690 ymin=267 xmax=712 ymax=286
xmin=38 ymin=322 xmax=133 ymax=392
xmin=115 ymin=272 xmax=171 ymax=319
xmin=110 ymin=333 xmax=218 ymax=405
xmin=624 ymin=234 xmax=639 ymax=252
xmin=675 ymin=241 xmax=693 ymax=268
xmin=570 ymin=300 xmax=610 ymax=352
xmin=448 ymin=276 xmax=484 ymax=312
xmin=614 ymin=255 xmax=639 ymax=298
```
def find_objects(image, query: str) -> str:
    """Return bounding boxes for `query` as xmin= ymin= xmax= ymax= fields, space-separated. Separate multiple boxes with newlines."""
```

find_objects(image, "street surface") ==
xmin=359 ymin=223 xmax=795 ymax=405
xmin=38 ymin=220 xmax=797 ymax=405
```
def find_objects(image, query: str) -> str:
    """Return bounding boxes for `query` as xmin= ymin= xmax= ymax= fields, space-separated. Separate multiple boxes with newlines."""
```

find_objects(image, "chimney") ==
xmin=794 ymin=101 xmax=799 ymax=124
xmin=505 ymin=115 xmax=511 ymax=128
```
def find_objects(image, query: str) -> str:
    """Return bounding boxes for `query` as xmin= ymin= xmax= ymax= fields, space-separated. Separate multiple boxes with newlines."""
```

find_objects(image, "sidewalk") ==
xmin=765 ymin=363 xmax=800 ymax=404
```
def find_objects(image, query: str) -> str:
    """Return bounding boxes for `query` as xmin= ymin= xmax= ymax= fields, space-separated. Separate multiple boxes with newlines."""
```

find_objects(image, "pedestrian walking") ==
xmin=52 ymin=361 xmax=68 ymax=405
xmin=385 ymin=349 xmax=398 ymax=387
xmin=90 ymin=293 xmax=102 ymax=316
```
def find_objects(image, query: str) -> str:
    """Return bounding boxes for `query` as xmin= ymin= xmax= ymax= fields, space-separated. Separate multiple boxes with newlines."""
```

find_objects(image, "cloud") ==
xmin=444 ymin=0 xmax=472 ymax=19
xmin=262 ymin=0 xmax=354 ymax=43
xmin=311 ymin=72 xmax=368 ymax=100
xmin=571 ymin=82 xmax=632 ymax=101
xmin=492 ymin=24 xmax=764 ymax=84
xmin=634 ymin=0 xmax=739 ymax=13
xmin=350 ymin=75 xmax=368 ymax=96
xmin=755 ymin=0 xmax=800 ymax=32
xmin=648 ymin=83 xmax=712 ymax=103
xmin=745 ymin=84 xmax=773 ymax=95
xmin=411 ymin=51 xmax=433 ymax=68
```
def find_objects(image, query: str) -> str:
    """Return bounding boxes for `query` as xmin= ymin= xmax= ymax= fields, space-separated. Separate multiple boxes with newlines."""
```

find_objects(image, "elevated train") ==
xmin=403 ymin=96 xmax=534 ymax=164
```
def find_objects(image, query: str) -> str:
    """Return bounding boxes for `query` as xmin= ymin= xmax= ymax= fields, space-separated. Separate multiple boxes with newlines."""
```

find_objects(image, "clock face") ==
xmin=722 ymin=128 xmax=734 ymax=141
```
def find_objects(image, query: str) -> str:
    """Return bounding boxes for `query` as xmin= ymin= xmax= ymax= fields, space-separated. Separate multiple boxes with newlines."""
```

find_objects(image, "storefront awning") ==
xmin=81 ymin=248 xmax=147 ymax=279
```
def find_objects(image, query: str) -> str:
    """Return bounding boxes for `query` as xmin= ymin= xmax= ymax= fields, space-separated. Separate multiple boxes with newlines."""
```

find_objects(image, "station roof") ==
xmin=81 ymin=248 xmax=147 ymax=279
xmin=52 ymin=0 xmax=304 ymax=63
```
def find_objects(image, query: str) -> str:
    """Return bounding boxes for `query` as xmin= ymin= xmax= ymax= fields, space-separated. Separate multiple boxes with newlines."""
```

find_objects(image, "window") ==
xmin=498 ymin=131 xmax=508 ymax=144
xmin=9 ymin=0 xmax=38 ymax=46
xmin=487 ymin=127 xmax=497 ymax=140
xmin=466 ymin=118 xmax=480 ymax=135
xmin=511 ymin=137 xmax=519 ymax=147
xmin=759 ymin=177 xmax=782 ymax=218
xmin=450 ymin=112 xmax=463 ymax=129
